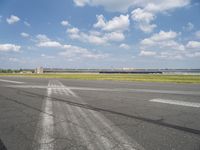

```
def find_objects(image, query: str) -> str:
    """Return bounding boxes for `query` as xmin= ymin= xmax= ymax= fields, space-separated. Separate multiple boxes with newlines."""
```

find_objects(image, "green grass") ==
xmin=0 ymin=73 xmax=200 ymax=84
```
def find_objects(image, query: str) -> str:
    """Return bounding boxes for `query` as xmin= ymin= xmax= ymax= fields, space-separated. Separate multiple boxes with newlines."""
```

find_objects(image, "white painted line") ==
xmin=34 ymin=82 xmax=54 ymax=150
xmin=0 ymin=79 xmax=24 ymax=84
xmin=52 ymin=80 xmax=144 ymax=150
xmin=150 ymin=98 xmax=200 ymax=108
xmin=4 ymin=84 xmax=200 ymax=96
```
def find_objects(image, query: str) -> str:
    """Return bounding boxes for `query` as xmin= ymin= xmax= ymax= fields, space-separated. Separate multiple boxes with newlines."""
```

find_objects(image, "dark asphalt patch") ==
xmin=0 ymin=139 xmax=7 ymax=150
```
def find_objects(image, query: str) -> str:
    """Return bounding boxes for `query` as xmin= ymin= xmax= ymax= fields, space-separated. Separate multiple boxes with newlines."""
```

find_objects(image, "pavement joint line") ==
xmin=150 ymin=98 xmax=200 ymax=108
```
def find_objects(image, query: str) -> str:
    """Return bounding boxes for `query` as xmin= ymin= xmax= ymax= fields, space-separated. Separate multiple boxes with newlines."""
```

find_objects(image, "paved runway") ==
xmin=0 ymin=76 xmax=200 ymax=150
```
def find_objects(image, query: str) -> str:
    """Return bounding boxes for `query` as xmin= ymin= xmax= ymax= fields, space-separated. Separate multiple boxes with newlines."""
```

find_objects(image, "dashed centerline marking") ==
xmin=150 ymin=98 xmax=200 ymax=108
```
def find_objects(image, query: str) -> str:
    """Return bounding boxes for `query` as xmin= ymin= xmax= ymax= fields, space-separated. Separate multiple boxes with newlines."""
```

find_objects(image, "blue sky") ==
xmin=0 ymin=0 xmax=200 ymax=69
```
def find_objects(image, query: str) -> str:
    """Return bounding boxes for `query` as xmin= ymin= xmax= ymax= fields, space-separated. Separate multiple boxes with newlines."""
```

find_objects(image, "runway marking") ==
xmin=150 ymin=98 xmax=200 ymax=108
xmin=0 ymin=79 xmax=24 ymax=84
xmin=34 ymin=81 xmax=54 ymax=150
xmin=4 ymin=85 xmax=200 ymax=96
xmin=51 ymin=80 xmax=144 ymax=150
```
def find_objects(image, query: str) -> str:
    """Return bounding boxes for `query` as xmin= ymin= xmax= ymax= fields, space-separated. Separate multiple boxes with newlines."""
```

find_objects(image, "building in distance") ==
xmin=35 ymin=67 xmax=44 ymax=74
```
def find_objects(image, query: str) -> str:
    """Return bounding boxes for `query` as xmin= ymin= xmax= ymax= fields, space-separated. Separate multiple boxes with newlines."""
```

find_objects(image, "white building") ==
xmin=35 ymin=67 xmax=44 ymax=74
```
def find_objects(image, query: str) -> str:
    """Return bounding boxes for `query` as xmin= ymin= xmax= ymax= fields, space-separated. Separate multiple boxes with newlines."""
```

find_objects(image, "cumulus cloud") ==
xmin=59 ymin=44 xmax=108 ymax=59
xmin=21 ymin=32 xmax=29 ymax=38
xmin=131 ymin=8 xmax=156 ymax=33
xmin=139 ymin=50 xmax=156 ymax=56
xmin=41 ymin=54 xmax=55 ymax=59
xmin=36 ymin=34 xmax=62 ymax=48
xmin=183 ymin=22 xmax=194 ymax=31
xmin=24 ymin=21 xmax=31 ymax=27
xmin=67 ymin=14 xmax=129 ymax=45
xmin=8 ymin=57 xmax=20 ymax=62
xmin=186 ymin=41 xmax=200 ymax=49
xmin=67 ymin=26 xmax=125 ymax=45
xmin=61 ymin=20 xmax=69 ymax=26
xmin=35 ymin=34 xmax=107 ymax=59
xmin=195 ymin=31 xmax=200 ymax=38
xmin=104 ymin=32 xmax=125 ymax=41
xmin=94 ymin=14 xmax=130 ymax=31
xmin=6 ymin=15 xmax=20 ymax=24
xmin=119 ymin=43 xmax=130 ymax=49
xmin=140 ymin=30 xmax=183 ymax=50
xmin=73 ymin=0 xmax=190 ymax=13
xmin=73 ymin=0 xmax=89 ymax=7
xmin=0 ymin=44 xmax=21 ymax=52
xmin=73 ymin=0 xmax=190 ymax=33
xmin=138 ymin=30 xmax=190 ymax=59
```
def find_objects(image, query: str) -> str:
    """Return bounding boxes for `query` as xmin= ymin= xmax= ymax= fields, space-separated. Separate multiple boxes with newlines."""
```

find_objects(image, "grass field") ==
xmin=0 ymin=73 xmax=200 ymax=84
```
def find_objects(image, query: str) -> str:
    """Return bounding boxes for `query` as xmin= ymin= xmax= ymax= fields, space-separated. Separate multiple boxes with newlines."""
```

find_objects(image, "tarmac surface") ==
xmin=0 ymin=76 xmax=200 ymax=150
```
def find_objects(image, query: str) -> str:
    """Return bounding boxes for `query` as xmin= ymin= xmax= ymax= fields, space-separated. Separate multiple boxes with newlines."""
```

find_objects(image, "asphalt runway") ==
xmin=0 ymin=76 xmax=200 ymax=150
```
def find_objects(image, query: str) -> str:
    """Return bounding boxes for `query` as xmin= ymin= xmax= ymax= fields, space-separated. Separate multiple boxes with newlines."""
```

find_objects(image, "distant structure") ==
xmin=35 ymin=67 xmax=44 ymax=74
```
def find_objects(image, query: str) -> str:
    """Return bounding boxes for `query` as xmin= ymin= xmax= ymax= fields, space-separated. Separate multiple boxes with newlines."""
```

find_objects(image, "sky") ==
xmin=0 ymin=0 xmax=200 ymax=69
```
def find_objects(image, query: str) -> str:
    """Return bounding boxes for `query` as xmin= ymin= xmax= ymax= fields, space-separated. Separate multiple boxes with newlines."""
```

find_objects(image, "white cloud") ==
xmin=67 ymin=14 xmax=129 ymax=45
xmin=183 ymin=22 xmax=194 ymax=31
xmin=24 ymin=21 xmax=31 ymax=27
xmin=0 ymin=44 xmax=21 ymax=52
xmin=119 ymin=43 xmax=130 ymax=49
xmin=141 ymin=30 xmax=178 ymax=46
xmin=131 ymin=8 xmax=156 ymax=33
xmin=93 ymin=15 xmax=106 ymax=28
xmin=131 ymin=1 xmax=190 ymax=32
xmin=186 ymin=41 xmax=200 ymax=49
xmin=6 ymin=15 xmax=20 ymax=24
xmin=41 ymin=54 xmax=55 ymax=59
xmin=8 ymin=57 xmax=19 ymax=62
xmin=61 ymin=20 xmax=69 ymax=26
xmin=37 ymin=41 xmax=62 ymax=48
xmin=185 ymin=52 xmax=200 ymax=58
xmin=36 ymin=34 xmax=62 ymax=48
xmin=139 ymin=30 xmax=188 ymax=59
xmin=73 ymin=0 xmax=190 ymax=33
xmin=67 ymin=27 xmax=80 ymax=34
xmin=139 ymin=50 xmax=156 ymax=56
xmin=73 ymin=0 xmax=89 ymax=7
xmin=195 ymin=31 xmax=200 ymax=38
xmin=158 ymin=51 xmax=184 ymax=60
xmin=36 ymin=35 xmax=107 ymax=59
xmin=86 ymin=34 xmax=107 ymax=45
xmin=94 ymin=14 xmax=130 ymax=31
xmin=21 ymin=32 xmax=29 ymax=38
xmin=73 ymin=0 xmax=190 ymax=12
xmin=36 ymin=34 xmax=50 ymax=42
xmin=67 ymin=26 xmax=125 ymax=45
xmin=104 ymin=32 xmax=125 ymax=42
xmin=59 ymin=44 xmax=108 ymax=59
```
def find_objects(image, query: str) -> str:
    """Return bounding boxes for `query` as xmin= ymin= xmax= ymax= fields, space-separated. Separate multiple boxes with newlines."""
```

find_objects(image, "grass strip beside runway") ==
xmin=0 ymin=73 xmax=200 ymax=84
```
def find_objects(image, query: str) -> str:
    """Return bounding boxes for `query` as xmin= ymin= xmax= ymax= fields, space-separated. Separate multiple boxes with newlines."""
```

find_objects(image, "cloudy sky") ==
xmin=0 ymin=0 xmax=200 ymax=69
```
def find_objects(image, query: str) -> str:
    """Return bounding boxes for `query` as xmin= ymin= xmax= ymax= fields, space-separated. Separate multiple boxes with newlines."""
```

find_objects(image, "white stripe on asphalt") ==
xmin=5 ymin=85 xmax=200 ymax=96
xmin=34 ymin=81 xmax=54 ymax=150
xmin=150 ymin=98 xmax=200 ymax=108
xmin=51 ymin=80 xmax=144 ymax=150
xmin=0 ymin=79 xmax=24 ymax=84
